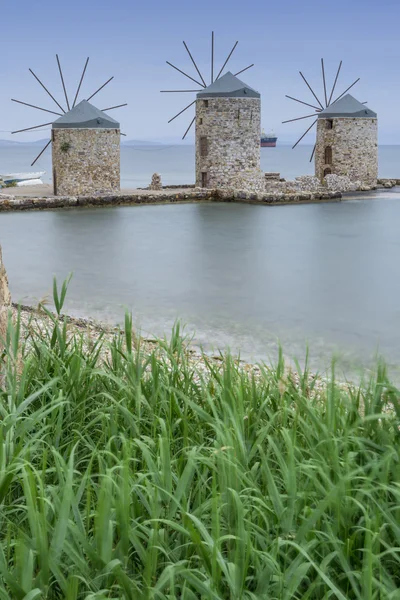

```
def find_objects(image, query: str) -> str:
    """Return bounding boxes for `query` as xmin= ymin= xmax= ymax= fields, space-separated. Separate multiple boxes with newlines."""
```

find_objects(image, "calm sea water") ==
xmin=1 ymin=191 xmax=400 ymax=381
xmin=1 ymin=144 xmax=400 ymax=187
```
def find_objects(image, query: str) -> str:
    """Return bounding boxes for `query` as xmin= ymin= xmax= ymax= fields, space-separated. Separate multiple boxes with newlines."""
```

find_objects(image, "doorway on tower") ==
xmin=201 ymin=172 xmax=208 ymax=188
xmin=324 ymin=146 xmax=332 ymax=165
xmin=53 ymin=168 xmax=57 ymax=195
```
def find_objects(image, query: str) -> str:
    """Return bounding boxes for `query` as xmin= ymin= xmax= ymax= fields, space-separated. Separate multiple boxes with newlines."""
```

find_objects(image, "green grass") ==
xmin=0 ymin=279 xmax=400 ymax=599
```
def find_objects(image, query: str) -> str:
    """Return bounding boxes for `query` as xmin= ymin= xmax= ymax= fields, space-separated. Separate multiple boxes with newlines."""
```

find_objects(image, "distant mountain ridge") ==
xmin=0 ymin=138 xmax=49 ymax=147
xmin=0 ymin=138 xmax=164 ymax=147
xmin=122 ymin=139 xmax=161 ymax=146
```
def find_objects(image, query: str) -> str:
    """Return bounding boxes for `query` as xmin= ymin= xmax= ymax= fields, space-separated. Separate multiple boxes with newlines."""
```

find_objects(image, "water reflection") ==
xmin=1 ymin=195 xmax=400 ymax=378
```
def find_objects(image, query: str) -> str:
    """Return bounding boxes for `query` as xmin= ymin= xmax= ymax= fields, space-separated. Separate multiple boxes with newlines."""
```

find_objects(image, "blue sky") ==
xmin=1 ymin=0 xmax=398 ymax=143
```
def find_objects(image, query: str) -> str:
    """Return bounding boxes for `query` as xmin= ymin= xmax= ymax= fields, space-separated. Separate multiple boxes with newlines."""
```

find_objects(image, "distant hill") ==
xmin=0 ymin=138 xmax=49 ymax=147
xmin=0 ymin=137 xmax=192 ymax=147
xmin=0 ymin=139 xmax=24 ymax=147
xmin=122 ymin=139 xmax=162 ymax=147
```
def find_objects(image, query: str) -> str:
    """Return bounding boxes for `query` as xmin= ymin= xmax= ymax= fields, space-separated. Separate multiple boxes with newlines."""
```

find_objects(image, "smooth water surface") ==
xmin=1 ymin=144 xmax=400 ymax=187
xmin=1 ymin=192 xmax=400 ymax=378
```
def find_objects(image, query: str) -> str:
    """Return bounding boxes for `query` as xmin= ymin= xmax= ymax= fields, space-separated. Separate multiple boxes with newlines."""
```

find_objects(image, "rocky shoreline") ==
xmin=0 ymin=176 xmax=398 ymax=213
xmin=16 ymin=302 xmax=396 ymax=417
xmin=0 ymin=187 xmax=343 ymax=212
xmin=13 ymin=302 xmax=333 ymax=397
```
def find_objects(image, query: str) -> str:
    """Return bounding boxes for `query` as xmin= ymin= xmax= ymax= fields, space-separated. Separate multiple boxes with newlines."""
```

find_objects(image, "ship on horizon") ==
xmin=261 ymin=129 xmax=277 ymax=147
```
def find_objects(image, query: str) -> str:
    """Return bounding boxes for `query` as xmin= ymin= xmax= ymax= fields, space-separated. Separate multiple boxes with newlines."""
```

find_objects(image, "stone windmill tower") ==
xmin=162 ymin=32 xmax=261 ymax=189
xmin=12 ymin=55 xmax=127 ymax=196
xmin=195 ymin=72 xmax=260 ymax=189
xmin=284 ymin=59 xmax=378 ymax=186
xmin=51 ymin=101 xmax=120 ymax=196
xmin=314 ymin=95 xmax=377 ymax=185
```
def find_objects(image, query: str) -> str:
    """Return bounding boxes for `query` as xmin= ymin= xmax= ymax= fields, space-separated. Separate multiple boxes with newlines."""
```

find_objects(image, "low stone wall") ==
xmin=264 ymin=174 xmax=380 ymax=196
xmin=0 ymin=190 xmax=213 ymax=211
xmin=0 ymin=188 xmax=342 ymax=212
xmin=215 ymin=189 xmax=342 ymax=204
xmin=377 ymin=179 xmax=399 ymax=188
xmin=137 ymin=184 xmax=196 ymax=190
xmin=162 ymin=184 xmax=196 ymax=190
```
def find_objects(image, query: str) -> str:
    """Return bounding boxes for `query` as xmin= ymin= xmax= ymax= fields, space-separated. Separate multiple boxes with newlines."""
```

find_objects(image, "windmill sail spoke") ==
xmin=56 ymin=54 xmax=70 ymax=111
xmin=86 ymin=77 xmax=114 ymax=102
xmin=101 ymin=104 xmax=128 ymax=111
xmin=166 ymin=62 xmax=205 ymax=88
xmin=233 ymin=64 xmax=254 ymax=77
xmin=31 ymin=140 xmax=51 ymax=166
xmin=16 ymin=57 xmax=125 ymax=169
xmin=12 ymin=121 xmax=54 ymax=134
xmin=321 ymin=58 xmax=328 ymax=107
xmin=11 ymin=99 xmax=62 ymax=116
xmin=182 ymin=116 xmax=196 ymax=139
xmin=216 ymin=41 xmax=238 ymax=80
xmin=286 ymin=59 xmax=361 ymax=160
xmin=299 ymin=71 xmax=324 ymax=110
xmin=29 ymin=69 xmax=66 ymax=113
xmin=292 ymin=119 xmax=318 ymax=149
xmin=120 ymin=133 xmax=127 ymax=136
xmin=73 ymin=57 xmax=89 ymax=108
xmin=211 ymin=31 xmax=214 ymax=84
xmin=183 ymin=41 xmax=207 ymax=87
xmin=331 ymin=78 xmax=360 ymax=105
xmin=285 ymin=95 xmax=321 ymax=111
xmin=327 ymin=60 xmax=342 ymax=105
xmin=282 ymin=113 xmax=319 ymax=124
xmin=168 ymin=100 xmax=196 ymax=123
xmin=164 ymin=33 xmax=252 ymax=138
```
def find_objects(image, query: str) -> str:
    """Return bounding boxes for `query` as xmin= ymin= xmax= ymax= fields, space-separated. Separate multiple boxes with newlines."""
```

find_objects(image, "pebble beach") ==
xmin=13 ymin=302 xmax=341 ymax=400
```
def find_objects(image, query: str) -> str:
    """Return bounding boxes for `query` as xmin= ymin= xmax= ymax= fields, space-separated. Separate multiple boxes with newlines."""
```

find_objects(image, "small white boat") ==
xmin=16 ymin=179 xmax=44 ymax=187
xmin=1 ymin=171 xmax=45 ymax=184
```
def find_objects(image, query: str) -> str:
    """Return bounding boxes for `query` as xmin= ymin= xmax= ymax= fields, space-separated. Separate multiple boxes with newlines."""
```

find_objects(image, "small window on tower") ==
xmin=199 ymin=118 xmax=203 ymax=125
xmin=200 ymin=136 xmax=208 ymax=157
xmin=203 ymin=100 xmax=209 ymax=108
xmin=326 ymin=119 xmax=333 ymax=130
xmin=325 ymin=146 xmax=333 ymax=165
xmin=324 ymin=167 xmax=332 ymax=177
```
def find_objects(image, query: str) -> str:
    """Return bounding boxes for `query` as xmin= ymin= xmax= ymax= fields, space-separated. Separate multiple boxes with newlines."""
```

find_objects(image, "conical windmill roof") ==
xmin=318 ymin=94 xmax=376 ymax=118
xmin=52 ymin=100 xmax=120 ymax=129
xmin=197 ymin=71 xmax=260 ymax=98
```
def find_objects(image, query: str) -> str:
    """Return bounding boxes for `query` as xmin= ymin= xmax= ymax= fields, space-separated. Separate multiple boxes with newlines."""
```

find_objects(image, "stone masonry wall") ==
xmin=315 ymin=118 xmax=378 ymax=186
xmin=52 ymin=128 xmax=120 ymax=196
xmin=195 ymin=97 xmax=261 ymax=189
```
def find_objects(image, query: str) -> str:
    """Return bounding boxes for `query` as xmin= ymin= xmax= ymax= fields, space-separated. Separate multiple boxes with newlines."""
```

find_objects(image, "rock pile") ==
xmin=377 ymin=179 xmax=397 ymax=189
xmin=264 ymin=172 xmax=281 ymax=181
xmin=293 ymin=176 xmax=324 ymax=193
xmin=324 ymin=174 xmax=361 ymax=193
xmin=264 ymin=176 xmax=323 ymax=195
xmin=229 ymin=169 xmax=266 ymax=194
xmin=149 ymin=173 xmax=162 ymax=191
xmin=264 ymin=180 xmax=294 ymax=194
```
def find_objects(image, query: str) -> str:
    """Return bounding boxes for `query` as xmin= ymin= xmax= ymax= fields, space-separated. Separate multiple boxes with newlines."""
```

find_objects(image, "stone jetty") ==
xmin=0 ymin=187 xmax=343 ymax=212
xmin=0 ymin=175 xmax=397 ymax=213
